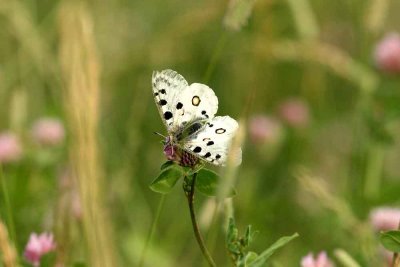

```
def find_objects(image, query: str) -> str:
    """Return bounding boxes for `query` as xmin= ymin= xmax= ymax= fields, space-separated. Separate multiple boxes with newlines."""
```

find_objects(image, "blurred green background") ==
xmin=0 ymin=0 xmax=400 ymax=266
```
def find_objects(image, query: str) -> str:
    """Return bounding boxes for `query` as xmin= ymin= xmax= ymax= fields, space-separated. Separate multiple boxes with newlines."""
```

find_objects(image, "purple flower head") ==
xmin=248 ymin=115 xmax=283 ymax=145
xmin=279 ymin=98 xmax=310 ymax=128
xmin=374 ymin=33 xmax=400 ymax=74
xmin=370 ymin=207 xmax=400 ymax=231
xmin=24 ymin=232 xmax=56 ymax=267
xmin=163 ymin=137 xmax=176 ymax=161
xmin=0 ymin=132 xmax=22 ymax=163
xmin=301 ymin=251 xmax=333 ymax=267
xmin=31 ymin=118 xmax=65 ymax=147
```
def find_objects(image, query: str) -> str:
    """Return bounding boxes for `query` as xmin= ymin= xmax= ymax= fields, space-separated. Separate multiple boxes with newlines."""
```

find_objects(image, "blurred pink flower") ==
xmin=248 ymin=115 xmax=283 ymax=144
xmin=31 ymin=118 xmax=65 ymax=146
xmin=24 ymin=232 xmax=56 ymax=267
xmin=374 ymin=33 xmax=400 ymax=73
xmin=278 ymin=98 xmax=310 ymax=128
xmin=301 ymin=251 xmax=333 ymax=267
xmin=0 ymin=132 xmax=22 ymax=163
xmin=370 ymin=207 xmax=400 ymax=231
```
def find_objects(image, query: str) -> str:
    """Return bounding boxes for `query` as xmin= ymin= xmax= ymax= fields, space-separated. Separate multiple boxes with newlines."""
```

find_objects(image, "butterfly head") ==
xmin=163 ymin=136 xmax=176 ymax=161
xmin=163 ymin=136 xmax=200 ymax=167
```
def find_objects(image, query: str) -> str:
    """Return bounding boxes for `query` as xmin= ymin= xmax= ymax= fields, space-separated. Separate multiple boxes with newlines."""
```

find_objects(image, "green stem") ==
xmin=364 ymin=144 xmax=385 ymax=199
xmin=0 ymin=165 xmax=16 ymax=244
xmin=138 ymin=194 xmax=166 ymax=267
xmin=184 ymin=174 xmax=216 ymax=267
xmin=392 ymin=222 xmax=400 ymax=267
xmin=203 ymin=32 xmax=228 ymax=84
xmin=202 ymin=201 xmax=221 ymax=267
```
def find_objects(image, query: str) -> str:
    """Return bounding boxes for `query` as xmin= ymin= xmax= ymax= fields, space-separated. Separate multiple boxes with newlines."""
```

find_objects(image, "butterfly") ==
xmin=152 ymin=69 xmax=242 ymax=167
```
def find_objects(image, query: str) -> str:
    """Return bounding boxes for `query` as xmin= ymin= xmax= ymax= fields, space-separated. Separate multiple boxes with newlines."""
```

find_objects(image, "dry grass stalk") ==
xmin=0 ymin=0 xmax=54 ymax=78
xmin=364 ymin=0 xmax=390 ymax=35
xmin=254 ymin=40 xmax=378 ymax=94
xmin=286 ymin=0 xmax=319 ymax=40
xmin=295 ymin=168 xmax=358 ymax=228
xmin=223 ymin=0 xmax=257 ymax=31
xmin=0 ymin=220 xmax=18 ymax=267
xmin=296 ymin=168 xmax=377 ymax=261
xmin=58 ymin=2 xmax=117 ymax=267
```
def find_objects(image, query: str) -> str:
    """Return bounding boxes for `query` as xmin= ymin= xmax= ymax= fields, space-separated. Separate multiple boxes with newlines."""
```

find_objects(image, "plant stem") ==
xmin=184 ymin=174 xmax=216 ymax=267
xmin=203 ymin=32 xmax=228 ymax=84
xmin=393 ymin=253 xmax=400 ymax=267
xmin=392 ymin=222 xmax=400 ymax=267
xmin=364 ymin=144 xmax=385 ymax=199
xmin=138 ymin=194 xmax=166 ymax=267
xmin=0 ymin=165 xmax=16 ymax=244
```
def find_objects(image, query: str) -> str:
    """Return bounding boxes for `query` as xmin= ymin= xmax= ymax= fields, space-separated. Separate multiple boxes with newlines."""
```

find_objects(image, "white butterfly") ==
xmin=152 ymin=69 xmax=242 ymax=166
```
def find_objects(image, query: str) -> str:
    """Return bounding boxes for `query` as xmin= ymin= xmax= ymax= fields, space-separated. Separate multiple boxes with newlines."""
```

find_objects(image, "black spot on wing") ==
xmin=201 ymin=110 xmax=209 ymax=118
xmin=207 ymin=141 xmax=214 ymax=146
xmin=159 ymin=99 xmax=167 ymax=106
xmin=216 ymin=154 xmax=221 ymax=159
xmin=204 ymin=152 xmax=211 ymax=158
xmin=193 ymin=146 xmax=202 ymax=153
xmin=164 ymin=111 xmax=173 ymax=120
xmin=176 ymin=102 xmax=183 ymax=109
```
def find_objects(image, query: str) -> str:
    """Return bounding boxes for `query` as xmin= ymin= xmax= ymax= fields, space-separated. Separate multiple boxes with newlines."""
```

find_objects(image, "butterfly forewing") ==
xmin=181 ymin=116 xmax=241 ymax=166
xmin=173 ymin=83 xmax=218 ymax=128
xmin=152 ymin=69 xmax=188 ymax=131
xmin=153 ymin=70 xmax=218 ymax=134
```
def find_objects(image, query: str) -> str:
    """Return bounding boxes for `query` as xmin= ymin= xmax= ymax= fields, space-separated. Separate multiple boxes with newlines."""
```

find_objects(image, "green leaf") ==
xmin=196 ymin=168 xmax=236 ymax=197
xmin=73 ymin=263 xmax=87 ymax=267
xmin=238 ymin=251 xmax=259 ymax=267
xmin=380 ymin=230 xmax=400 ymax=252
xmin=243 ymin=225 xmax=252 ymax=247
xmin=248 ymin=233 xmax=299 ymax=267
xmin=244 ymin=252 xmax=259 ymax=265
xmin=160 ymin=161 xmax=174 ymax=170
xmin=150 ymin=166 xmax=184 ymax=194
xmin=227 ymin=217 xmax=239 ymax=244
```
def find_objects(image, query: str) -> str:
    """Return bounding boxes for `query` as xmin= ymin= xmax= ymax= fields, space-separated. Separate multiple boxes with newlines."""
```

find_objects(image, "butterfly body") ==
xmin=153 ymin=69 xmax=242 ymax=166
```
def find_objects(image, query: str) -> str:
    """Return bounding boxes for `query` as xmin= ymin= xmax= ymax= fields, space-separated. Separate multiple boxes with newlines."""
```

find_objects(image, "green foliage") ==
xmin=151 ymin=163 xmax=236 ymax=197
xmin=160 ymin=160 xmax=175 ymax=170
xmin=226 ymin=218 xmax=298 ymax=267
xmin=380 ymin=230 xmax=400 ymax=252
xmin=196 ymin=168 xmax=236 ymax=197
xmin=248 ymin=233 xmax=299 ymax=267
xmin=149 ymin=164 xmax=184 ymax=194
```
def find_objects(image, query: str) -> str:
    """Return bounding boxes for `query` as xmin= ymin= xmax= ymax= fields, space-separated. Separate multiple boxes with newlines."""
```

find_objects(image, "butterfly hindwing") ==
xmin=181 ymin=116 xmax=241 ymax=166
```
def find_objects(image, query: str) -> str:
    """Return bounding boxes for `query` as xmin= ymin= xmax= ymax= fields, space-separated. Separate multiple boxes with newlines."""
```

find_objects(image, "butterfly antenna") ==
xmin=153 ymin=131 xmax=166 ymax=138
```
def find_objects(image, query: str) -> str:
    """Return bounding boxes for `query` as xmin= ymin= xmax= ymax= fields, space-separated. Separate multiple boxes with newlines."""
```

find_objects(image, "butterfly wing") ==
xmin=152 ymin=69 xmax=188 ymax=130
xmin=153 ymin=70 xmax=218 ymax=133
xmin=181 ymin=116 xmax=242 ymax=166
xmin=173 ymin=83 xmax=218 ymax=128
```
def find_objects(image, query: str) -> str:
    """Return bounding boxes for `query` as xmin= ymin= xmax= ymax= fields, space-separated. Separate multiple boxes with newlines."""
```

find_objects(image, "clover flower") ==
xmin=24 ymin=232 xmax=56 ymax=267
